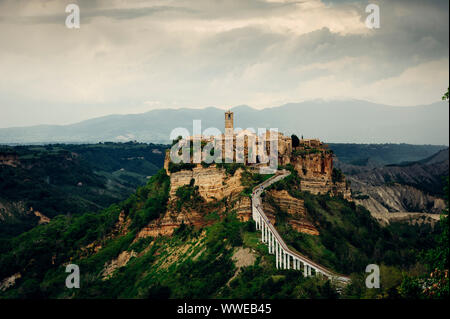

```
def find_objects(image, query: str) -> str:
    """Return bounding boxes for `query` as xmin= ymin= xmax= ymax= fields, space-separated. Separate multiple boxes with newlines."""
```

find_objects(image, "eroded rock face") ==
xmin=263 ymin=190 xmax=319 ymax=236
xmin=292 ymin=153 xmax=351 ymax=200
xmin=30 ymin=208 xmax=50 ymax=225
xmin=300 ymin=178 xmax=352 ymax=200
xmin=266 ymin=190 xmax=306 ymax=217
xmin=233 ymin=196 xmax=252 ymax=222
xmin=353 ymin=184 xmax=446 ymax=215
xmin=293 ymin=153 xmax=333 ymax=179
xmin=139 ymin=167 xmax=248 ymax=238
xmin=169 ymin=166 xmax=245 ymax=202
xmin=288 ymin=220 xmax=319 ymax=236
xmin=137 ymin=209 xmax=204 ymax=238
xmin=368 ymin=211 xmax=442 ymax=227
xmin=102 ymin=250 xmax=137 ymax=280
xmin=0 ymin=273 xmax=21 ymax=292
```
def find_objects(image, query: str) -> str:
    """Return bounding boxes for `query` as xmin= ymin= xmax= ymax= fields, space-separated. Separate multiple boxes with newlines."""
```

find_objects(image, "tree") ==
xmin=442 ymin=87 xmax=449 ymax=101
xmin=291 ymin=134 xmax=300 ymax=148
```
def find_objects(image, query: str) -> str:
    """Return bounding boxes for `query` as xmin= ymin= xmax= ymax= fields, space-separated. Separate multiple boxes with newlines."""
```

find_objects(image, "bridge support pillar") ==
xmin=275 ymin=242 xmax=278 ymax=268
xmin=278 ymin=244 xmax=281 ymax=268
xmin=265 ymin=224 xmax=268 ymax=244
xmin=271 ymin=233 xmax=274 ymax=254
xmin=261 ymin=222 xmax=264 ymax=243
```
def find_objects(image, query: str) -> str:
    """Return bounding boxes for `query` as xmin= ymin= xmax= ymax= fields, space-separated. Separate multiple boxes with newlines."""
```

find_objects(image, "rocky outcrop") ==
xmin=30 ymin=208 xmax=50 ymax=225
xmin=102 ymin=250 xmax=137 ymax=280
xmin=136 ymin=209 xmax=204 ymax=238
xmin=368 ymin=211 xmax=442 ymax=227
xmin=265 ymin=190 xmax=306 ymax=217
xmin=301 ymin=178 xmax=352 ymax=200
xmin=169 ymin=166 xmax=245 ymax=202
xmin=288 ymin=219 xmax=320 ymax=236
xmin=232 ymin=196 xmax=252 ymax=222
xmin=353 ymin=184 xmax=446 ymax=215
xmin=345 ymin=148 xmax=449 ymax=198
xmin=263 ymin=190 xmax=319 ymax=236
xmin=344 ymin=149 xmax=448 ymax=218
xmin=292 ymin=152 xmax=333 ymax=179
xmin=139 ymin=166 xmax=249 ymax=238
xmin=291 ymin=152 xmax=351 ymax=200
xmin=0 ymin=273 xmax=21 ymax=292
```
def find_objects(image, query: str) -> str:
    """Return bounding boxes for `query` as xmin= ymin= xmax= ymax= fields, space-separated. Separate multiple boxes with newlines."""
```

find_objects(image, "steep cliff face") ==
xmin=291 ymin=153 xmax=351 ymax=200
xmin=292 ymin=152 xmax=333 ymax=178
xmin=263 ymin=190 xmax=319 ymax=236
xmin=168 ymin=166 xmax=245 ymax=202
xmin=265 ymin=190 xmax=306 ymax=216
xmin=138 ymin=166 xmax=248 ymax=238
xmin=137 ymin=208 xmax=206 ymax=238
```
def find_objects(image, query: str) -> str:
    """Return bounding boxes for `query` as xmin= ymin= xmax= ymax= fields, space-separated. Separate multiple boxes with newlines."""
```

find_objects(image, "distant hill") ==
xmin=348 ymin=148 xmax=449 ymax=196
xmin=0 ymin=100 xmax=448 ymax=145
xmin=0 ymin=143 xmax=166 ymax=239
xmin=340 ymin=148 xmax=449 ymax=216
xmin=330 ymin=143 xmax=447 ymax=166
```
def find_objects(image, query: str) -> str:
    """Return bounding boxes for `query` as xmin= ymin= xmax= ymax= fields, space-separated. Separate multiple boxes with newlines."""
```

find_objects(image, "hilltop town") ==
xmin=137 ymin=111 xmax=351 ymax=238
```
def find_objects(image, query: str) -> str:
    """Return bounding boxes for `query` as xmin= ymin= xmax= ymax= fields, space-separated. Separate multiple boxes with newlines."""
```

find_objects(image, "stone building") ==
xmin=165 ymin=110 xmax=351 ymax=200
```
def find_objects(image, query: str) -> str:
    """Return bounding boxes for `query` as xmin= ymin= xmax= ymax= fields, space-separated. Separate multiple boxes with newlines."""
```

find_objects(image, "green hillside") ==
xmin=0 ymin=168 xmax=446 ymax=299
xmin=0 ymin=142 xmax=167 ymax=239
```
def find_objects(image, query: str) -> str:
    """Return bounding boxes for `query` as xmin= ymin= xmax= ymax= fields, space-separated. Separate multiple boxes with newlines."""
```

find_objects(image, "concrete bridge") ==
xmin=251 ymin=170 xmax=350 ymax=284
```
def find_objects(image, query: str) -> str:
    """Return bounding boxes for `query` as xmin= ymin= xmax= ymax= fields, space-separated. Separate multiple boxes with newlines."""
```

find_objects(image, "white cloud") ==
xmin=0 ymin=0 xmax=448 ymax=127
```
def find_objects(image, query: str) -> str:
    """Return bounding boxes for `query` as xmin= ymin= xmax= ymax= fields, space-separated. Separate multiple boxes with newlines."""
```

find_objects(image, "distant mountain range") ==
xmin=0 ymin=100 xmax=448 ymax=145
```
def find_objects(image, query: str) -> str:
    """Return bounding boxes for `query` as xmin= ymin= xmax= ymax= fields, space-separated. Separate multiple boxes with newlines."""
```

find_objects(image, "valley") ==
xmin=0 ymin=136 xmax=447 ymax=298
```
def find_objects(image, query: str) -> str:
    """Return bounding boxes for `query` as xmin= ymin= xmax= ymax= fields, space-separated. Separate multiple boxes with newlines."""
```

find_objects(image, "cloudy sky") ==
xmin=0 ymin=0 xmax=448 ymax=128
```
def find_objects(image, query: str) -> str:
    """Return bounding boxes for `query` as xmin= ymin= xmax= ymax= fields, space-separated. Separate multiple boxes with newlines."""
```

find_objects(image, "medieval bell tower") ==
xmin=225 ymin=110 xmax=234 ymax=136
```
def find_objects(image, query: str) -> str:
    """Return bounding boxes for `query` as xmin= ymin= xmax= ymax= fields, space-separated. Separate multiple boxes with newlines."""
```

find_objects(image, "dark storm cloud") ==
xmin=0 ymin=0 xmax=448 ymax=128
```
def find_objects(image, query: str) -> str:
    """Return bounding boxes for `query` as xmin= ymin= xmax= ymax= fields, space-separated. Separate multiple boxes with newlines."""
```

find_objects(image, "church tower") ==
xmin=225 ymin=110 xmax=234 ymax=136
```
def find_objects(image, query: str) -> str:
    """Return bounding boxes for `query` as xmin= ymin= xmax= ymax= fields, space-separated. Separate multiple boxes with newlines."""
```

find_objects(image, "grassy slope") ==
xmin=0 ymin=168 xmax=443 ymax=299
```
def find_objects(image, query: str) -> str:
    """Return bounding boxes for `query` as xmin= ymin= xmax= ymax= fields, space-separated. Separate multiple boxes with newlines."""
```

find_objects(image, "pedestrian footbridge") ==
xmin=251 ymin=170 xmax=350 ymax=284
